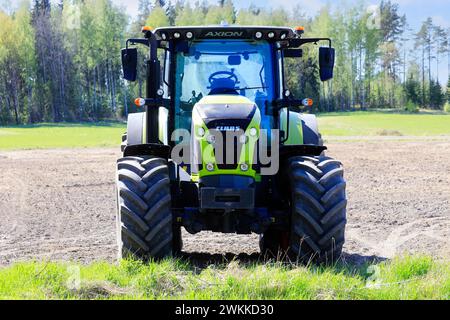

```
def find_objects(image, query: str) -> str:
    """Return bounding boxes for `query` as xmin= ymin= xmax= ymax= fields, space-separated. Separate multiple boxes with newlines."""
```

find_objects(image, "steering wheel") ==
xmin=208 ymin=71 xmax=238 ymax=87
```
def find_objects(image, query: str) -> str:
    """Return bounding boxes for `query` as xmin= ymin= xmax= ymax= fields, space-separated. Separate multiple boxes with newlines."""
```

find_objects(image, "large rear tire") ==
xmin=116 ymin=156 xmax=173 ymax=260
xmin=287 ymin=156 xmax=347 ymax=263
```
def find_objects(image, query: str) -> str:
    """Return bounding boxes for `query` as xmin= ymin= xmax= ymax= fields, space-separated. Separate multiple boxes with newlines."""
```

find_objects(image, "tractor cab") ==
xmin=122 ymin=26 xmax=335 ymax=145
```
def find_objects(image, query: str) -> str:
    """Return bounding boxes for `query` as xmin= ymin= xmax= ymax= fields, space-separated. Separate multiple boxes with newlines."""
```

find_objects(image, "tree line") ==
xmin=1 ymin=0 xmax=450 ymax=125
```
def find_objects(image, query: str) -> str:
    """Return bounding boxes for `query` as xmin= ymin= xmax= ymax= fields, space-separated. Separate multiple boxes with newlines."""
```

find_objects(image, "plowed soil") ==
xmin=1 ymin=140 xmax=449 ymax=266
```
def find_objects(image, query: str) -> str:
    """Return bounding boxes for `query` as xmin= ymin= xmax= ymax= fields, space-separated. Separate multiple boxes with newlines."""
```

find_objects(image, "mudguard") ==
xmin=280 ymin=109 xmax=321 ymax=146
xmin=126 ymin=112 xmax=146 ymax=145
xmin=300 ymin=114 xmax=321 ymax=145
xmin=124 ymin=111 xmax=171 ymax=159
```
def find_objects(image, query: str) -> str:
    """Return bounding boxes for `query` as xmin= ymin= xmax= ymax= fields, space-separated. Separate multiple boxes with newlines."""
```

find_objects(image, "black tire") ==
xmin=259 ymin=229 xmax=287 ymax=259
xmin=318 ymin=133 xmax=326 ymax=156
xmin=116 ymin=156 xmax=173 ymax=260
xmin=173 ymin=225 xmax=183 ymax=255
xmin=121 ymin=132 xmax=127 ymax=153
xmin=318 ymin=133 xmax=324 ymax=147
xmin=287 ymin=156 xmax=347 ymax=263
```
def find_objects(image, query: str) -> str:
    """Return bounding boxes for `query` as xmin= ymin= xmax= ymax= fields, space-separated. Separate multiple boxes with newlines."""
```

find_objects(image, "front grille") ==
xmin=217 ymin=163 xmax=239 ymax=170
xmin=215 ymin=130 xmax=241 ymax=170
xmin=205 ymin=119 xmax=250 ymax=171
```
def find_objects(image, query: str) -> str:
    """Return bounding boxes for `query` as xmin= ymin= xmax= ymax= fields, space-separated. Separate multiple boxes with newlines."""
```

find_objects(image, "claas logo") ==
xmin=216 ymin=126 xmax=241 ymax=132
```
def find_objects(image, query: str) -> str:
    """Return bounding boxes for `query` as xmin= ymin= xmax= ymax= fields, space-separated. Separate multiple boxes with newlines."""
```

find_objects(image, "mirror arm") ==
xmin=126 ymin=38 xmax=149 ymax=49
xmin=289 ymin=37 xmax=332 ymax=48
xmin=141 ymin=98 xmax=170 ymax=108
xmin=273 ymin=99 xmax=305 ymax=110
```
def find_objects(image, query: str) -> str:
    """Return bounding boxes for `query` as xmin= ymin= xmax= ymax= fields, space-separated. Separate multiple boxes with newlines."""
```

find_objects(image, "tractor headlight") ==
xmin=173 ymin=32 xmax=181 ymax=39
xmin=255 ymin=32 xmax=263 ymax=39
xmin=239 ymin=134 xmax=248 ymax=144
xmin=240 ymin=163 xmax=249 ymax=172
xmin=249 ymin=127 xmax=258 ymax=137
xmin=206 ymin=163 xmax=215 ymax=172
xmin=267 ymin=32 xmax=275 ymax=39
xmin=206 ymin=134 xmax=216 ymax=144
xmin=186 ymin=31 xmax=193 ymax=39
xmin=197 ymin=127 xmax=205 ymax=137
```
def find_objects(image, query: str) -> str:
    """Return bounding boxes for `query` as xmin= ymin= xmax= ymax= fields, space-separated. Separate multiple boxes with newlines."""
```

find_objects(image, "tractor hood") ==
xmin=190 ymin=94 xmax=261 ymax=179
xmin=194 ymin=95 xmax=258 ymax=131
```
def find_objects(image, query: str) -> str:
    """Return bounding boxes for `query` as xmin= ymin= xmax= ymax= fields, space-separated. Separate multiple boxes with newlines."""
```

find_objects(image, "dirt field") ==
xmin=0 ymin=140 xmax=449 ymax=266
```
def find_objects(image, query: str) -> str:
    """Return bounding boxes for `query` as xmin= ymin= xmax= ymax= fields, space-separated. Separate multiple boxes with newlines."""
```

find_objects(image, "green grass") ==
xmin=317 ymin=111 xmax=450 ymax=136
xmin=0 ymin=122 xmax=126 ymax=150
xmin=0 ymin=256 xmax=448 ymax=300
xmin=1 ymin=112 xmax=450 ymax=151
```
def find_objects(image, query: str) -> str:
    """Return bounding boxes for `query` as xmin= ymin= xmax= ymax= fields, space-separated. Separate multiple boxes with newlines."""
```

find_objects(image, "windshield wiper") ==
xmin=192 ymin=50 xmax=258 ymax=57
xmin=238 ymin=86 xmax=268 ymax=91
xmin=212 ymin=86 xmax=267 ymax=94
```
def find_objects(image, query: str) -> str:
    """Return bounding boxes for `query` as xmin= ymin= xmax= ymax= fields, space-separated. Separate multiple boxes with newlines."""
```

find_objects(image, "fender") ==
xmin=300 ymin=114 xmax=321 ymax=145
xmin=126 ymin=112 xmax=146 ymax=146
xmin=279 ymin=145 xmax=326 ymax=161
xmin=280 ymin=110 xmax=321 ymax=146
xmin=124 ymin=143 xmax=171 ymax=159
xmin=279 ymin=111 xmax=325 ymax=162
xmin=123 ymin=112 xmax=171 ymax=159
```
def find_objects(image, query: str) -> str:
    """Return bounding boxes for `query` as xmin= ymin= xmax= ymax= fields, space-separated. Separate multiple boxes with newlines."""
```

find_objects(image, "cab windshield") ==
xmin=174 ymin=39 xmax=275 ymax=132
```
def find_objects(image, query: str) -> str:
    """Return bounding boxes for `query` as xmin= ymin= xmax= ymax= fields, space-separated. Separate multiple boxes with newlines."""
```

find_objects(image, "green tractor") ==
xmin=117 ymin=25 xmax=347 ymax=262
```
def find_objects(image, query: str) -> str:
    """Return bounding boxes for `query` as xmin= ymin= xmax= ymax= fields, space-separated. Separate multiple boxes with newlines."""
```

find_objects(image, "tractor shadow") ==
xmin=179 ymin=251 xmax=389 ymax=277
xmin=179 ymin=252 xmax=262 ymax=271
xmin=340 ymin=252 xmax=388 ymax=267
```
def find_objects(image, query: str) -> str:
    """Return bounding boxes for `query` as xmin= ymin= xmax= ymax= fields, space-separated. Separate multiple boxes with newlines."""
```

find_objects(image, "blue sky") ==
xmin=112 ymin=0 xmax=450 ymax=30
xmin=4 ymin=0 xmax=449 ymax=31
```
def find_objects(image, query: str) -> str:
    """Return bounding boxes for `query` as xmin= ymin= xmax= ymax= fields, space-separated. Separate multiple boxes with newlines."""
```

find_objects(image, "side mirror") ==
xmin=319 ymin=47 xmax=335 ymax=81
xmin=121 ymin=48 xmax=138 ymax=81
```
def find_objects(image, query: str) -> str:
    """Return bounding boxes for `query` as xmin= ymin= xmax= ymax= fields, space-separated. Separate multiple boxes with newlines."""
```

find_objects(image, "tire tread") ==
xmin=116 ymin=156 xmax=174 ymax=260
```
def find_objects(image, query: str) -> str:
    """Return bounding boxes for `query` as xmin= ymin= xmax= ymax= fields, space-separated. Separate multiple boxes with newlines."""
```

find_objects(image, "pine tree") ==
xmin=446 ymin=77 xmax=450 ymax=103
xmin=433 ymin=26 xmax=448 ymax=79
xmin=146 ymin=2 xmax=169 ymax=27
xmin=165 ymin=0 xmax=176 ymax=25
xmin=405 ymin=77 xmax=422 ymax=106
xmin=415 ymin=20 xmax=435 ymax=108
xmin=175 ymin=2 xmax=205 ymax=26
xmin=380 ymin=0 xmax=406 ymax=43
xmin=429 ymin=80 xmax=445 ymax=109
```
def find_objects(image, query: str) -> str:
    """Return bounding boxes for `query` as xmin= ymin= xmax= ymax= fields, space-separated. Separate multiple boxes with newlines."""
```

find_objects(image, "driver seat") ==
xmin=209 ymin=78 xmax=239 ymax=95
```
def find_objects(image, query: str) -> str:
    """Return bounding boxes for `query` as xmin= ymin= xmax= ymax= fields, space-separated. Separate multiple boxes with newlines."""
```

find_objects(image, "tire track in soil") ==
xmin=347 ymin=217 xmax=449 ymax=258
xmin=0 ymin=140 xmax=449 ymax=266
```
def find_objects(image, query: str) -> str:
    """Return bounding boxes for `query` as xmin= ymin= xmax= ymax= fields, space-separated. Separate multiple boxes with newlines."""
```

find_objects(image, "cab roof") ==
xmin=153 ymin=25 xmax=298 ymax=42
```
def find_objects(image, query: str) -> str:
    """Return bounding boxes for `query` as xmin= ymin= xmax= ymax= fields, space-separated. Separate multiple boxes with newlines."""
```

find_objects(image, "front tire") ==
xmin=116 ymin=156 xmax=173 ymax=260
xmin=121 ymin=132 xmax=127 ymax=153
xmin=287 ymin=156 xmax=347 ymax=263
